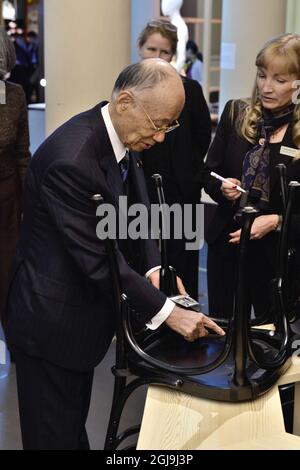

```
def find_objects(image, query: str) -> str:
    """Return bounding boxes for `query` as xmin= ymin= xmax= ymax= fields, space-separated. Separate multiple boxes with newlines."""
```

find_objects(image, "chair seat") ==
xmin=125 ymin=330 xmax=291 ymax=402
xmin=144 ymin=332 xmax=225 ymax=368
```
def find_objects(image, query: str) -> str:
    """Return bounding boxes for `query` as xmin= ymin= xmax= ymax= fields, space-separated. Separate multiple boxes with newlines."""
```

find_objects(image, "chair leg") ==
xmin=294 ymin=382 xmax=300 ymax=436
xmin=104 ymin=376 xmax=127 ymax=450
xmin=104 ymin=375 xmax=153 ymax=450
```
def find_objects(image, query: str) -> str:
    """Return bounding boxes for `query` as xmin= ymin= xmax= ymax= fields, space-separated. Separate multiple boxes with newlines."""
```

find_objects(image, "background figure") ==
xmin=186 ymin=39 xmax=203 ymax=85
xmin=9 ymin=29 xmax=31 ymax=103
xmin=26 ymin=31 xmax=40 ymax=103
xmin=204 ymin=34 xmax=300 ymax=319
xmin=138 ymin=20 xmax=212 ymax=300
xmin=0 ymin=27 xmax=31 ymax=322
xmin=161 ymin=0 xmax=188 ymax=73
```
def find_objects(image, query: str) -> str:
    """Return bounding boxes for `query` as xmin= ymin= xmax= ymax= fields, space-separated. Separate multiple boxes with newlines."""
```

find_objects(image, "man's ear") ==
xmin=115 ymin=91 xmax=134 ymax=114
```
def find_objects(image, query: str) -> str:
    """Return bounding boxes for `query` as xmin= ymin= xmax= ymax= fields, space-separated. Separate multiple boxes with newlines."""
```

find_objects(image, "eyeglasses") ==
xmin=131 ymin=93 xmax=180 ymax=134
xmin=147 ymin=19 xmax=177 ymax=33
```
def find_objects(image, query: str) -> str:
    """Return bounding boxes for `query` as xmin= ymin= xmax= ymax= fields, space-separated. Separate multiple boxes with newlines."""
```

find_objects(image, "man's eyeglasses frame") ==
xmin=131 ymin=92 xmax=180 ymax=135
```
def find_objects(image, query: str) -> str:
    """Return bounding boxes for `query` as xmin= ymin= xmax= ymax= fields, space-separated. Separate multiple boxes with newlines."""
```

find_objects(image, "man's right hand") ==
xmin=165 ymin=306 xmax=225 ymax=342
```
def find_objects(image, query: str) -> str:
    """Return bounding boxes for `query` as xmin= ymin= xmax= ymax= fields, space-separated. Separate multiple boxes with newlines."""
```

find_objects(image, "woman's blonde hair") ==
xmin=235 ymin=34 xmax=300 ymax=149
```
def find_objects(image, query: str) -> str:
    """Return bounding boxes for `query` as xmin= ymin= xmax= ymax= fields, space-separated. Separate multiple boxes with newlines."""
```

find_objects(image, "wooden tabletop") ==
xmin=137 ymin=360 xmax=300 ymax=450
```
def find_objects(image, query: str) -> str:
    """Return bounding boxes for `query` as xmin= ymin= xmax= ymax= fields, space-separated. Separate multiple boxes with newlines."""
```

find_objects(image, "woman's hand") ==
xmin=148 ymin=270 xmax=187 ymax=295
xmin=229 ymin=214 xmax=280 ymax=244
xmin=221 ymin=178 xmax=243 ymax=201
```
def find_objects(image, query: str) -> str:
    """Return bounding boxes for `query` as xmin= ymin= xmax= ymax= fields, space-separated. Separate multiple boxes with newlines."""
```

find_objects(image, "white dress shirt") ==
xmin=101 ymin=104 xmax=175 ymax=329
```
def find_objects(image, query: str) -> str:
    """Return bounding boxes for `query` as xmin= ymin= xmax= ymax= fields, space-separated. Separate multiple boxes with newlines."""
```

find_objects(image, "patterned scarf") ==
xmin=241 ymin=103 xmax=295 ymax=211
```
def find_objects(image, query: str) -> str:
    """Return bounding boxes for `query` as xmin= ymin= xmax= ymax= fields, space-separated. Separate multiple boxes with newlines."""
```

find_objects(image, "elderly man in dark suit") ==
xmin=4 ymin=58 xmax=224 ymax=450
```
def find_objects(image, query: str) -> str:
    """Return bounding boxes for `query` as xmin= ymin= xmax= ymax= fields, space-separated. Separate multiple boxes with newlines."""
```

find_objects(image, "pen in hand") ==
xmin=210 ymin=171 xmax=247 ymax=194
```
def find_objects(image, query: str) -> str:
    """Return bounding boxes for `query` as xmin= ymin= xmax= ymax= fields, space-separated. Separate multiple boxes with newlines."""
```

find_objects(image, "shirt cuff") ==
xmin=146 ymin=298 xmax=175 ymax=330
xmin=145 ymin=266 xmax=161 ymax=278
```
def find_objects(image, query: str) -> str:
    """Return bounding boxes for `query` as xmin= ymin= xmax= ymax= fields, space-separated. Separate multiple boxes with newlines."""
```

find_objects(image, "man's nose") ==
xmin=153 ymin=131 xmax=165 ymax=143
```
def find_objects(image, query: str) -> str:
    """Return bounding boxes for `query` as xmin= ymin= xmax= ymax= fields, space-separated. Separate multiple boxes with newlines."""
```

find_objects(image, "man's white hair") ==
xmin=111 ymin=59 xmax=176 ymax=101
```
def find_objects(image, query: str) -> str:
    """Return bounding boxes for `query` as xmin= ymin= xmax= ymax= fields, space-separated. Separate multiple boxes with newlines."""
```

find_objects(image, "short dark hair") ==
xmin=186 ymin=40 xmax=203 ymax=62
xmin=27 ymin=31 xmax=38 ymax=38
xmin=186 ymin=40 xmax=198 ymax=55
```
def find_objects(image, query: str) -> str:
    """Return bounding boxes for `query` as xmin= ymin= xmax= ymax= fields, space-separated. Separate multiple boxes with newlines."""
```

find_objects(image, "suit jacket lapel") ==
xmin=129 ymin=152 xmax=149 ymax=204
xmin=100 ymin=150 xmax=124 ymax=206
xmin=90 ymin=102 xmax=124 ymax=207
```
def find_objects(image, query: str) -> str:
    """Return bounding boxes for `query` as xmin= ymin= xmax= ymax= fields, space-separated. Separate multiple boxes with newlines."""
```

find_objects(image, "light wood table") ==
xmin=137 ymin=360 xmax=300 ymax=450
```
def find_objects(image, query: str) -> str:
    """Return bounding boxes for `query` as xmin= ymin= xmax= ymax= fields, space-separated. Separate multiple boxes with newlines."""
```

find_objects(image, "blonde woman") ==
xmin=204 ymin=34 xmax=300 ymax=319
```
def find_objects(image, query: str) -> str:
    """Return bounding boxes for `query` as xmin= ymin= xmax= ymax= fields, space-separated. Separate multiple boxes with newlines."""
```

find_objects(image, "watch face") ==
xmin=172 ymin=295 xmax=198 ymax=307
xmin=170 ymin=294 xmax=201 ymax=312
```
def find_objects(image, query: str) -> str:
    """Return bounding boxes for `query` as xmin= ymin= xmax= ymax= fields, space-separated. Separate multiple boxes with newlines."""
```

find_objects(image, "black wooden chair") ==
xmin=273 ymin=165 xmax=300 ymax=335
xmin=91 ymin=177 xmax=299 ymax=450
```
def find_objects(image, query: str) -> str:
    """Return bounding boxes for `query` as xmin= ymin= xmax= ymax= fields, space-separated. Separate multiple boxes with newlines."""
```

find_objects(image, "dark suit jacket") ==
xmin=141 ymin=77 xmax=211 ymax=205
xmin=0 ymin=82 xmax=31 ymax=320
xmin=204 ymin=100 xmax=300 ymax=245
xmin=5 ymin=102 xmax=167 ymax=371
xmin=0 ymin=82 xmax=31 ymax=183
